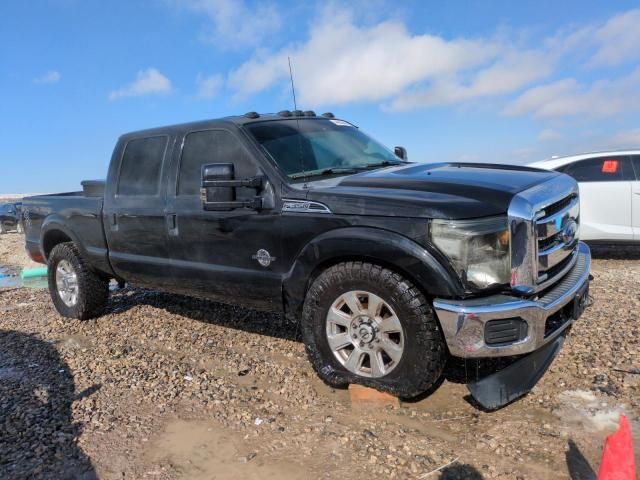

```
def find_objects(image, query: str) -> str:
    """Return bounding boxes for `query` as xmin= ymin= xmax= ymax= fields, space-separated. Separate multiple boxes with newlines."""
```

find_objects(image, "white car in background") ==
xmin=530 ymin=151 xmax=640 ymax=243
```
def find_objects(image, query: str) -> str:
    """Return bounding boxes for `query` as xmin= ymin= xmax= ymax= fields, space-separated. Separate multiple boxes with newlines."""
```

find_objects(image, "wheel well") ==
xmin=306 ymin=255 xmax=434 ymax=301
xmin=42 ymin=230 xmax=72 ymax=260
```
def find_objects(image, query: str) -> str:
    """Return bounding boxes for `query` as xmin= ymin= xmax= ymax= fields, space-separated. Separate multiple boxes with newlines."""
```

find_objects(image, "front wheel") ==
xmin=16 ymin=222 xmax=24 ymax=234
xmin=301 ymin=262 xmax=447 ymax=399
xmin=48 ymin=242 xmax=109 ymax=320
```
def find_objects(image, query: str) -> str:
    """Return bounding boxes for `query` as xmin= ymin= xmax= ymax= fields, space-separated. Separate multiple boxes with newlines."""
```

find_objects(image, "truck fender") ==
xmin=40 ymin=217 xmax=115 ymax=278
xmin=282 ymin=227 xmax=463 ymax=320
xmin=40 ymin=216 xmax=84 ymax=260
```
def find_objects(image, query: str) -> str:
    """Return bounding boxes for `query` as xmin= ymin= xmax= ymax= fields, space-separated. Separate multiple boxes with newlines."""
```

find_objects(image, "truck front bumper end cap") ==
xmin=433 ymin=241 xmax=591 ymax=358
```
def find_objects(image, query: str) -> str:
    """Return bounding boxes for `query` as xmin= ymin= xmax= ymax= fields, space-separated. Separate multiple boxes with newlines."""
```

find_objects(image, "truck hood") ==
xmin=302 ymin=162 xmax=558 ymax=219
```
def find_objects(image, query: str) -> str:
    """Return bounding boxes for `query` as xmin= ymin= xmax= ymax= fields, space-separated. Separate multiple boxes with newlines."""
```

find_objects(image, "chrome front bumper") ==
xmin=433 ymin=242 xmax=591 ymax=358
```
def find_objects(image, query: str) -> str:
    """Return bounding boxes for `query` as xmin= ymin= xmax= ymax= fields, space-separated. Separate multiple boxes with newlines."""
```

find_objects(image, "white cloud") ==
xmin=538 ymin=128 xmax=562 ymax=142
xmin=215 ymin=6 xmax=640 ymax=115
xmin=33 ymin=70 xmax=61 ymax=85
xmin=503 ymin=68 xmax=640 ymax=118
xmin=229 ymin=7 xmax=501 ymax=106
xmin=589 ymin=9 xmax=640 ymax=67
xmin=109 ymin=68 xmax=172 ymax=100
xmin=388 ymin=50 xmax=553 ymax=111
xmin=175 ymin=0 xmax=281 ymax=49
xmin=196 ymin=73 xmax=223 ymax=99
xmin=610 ymin=129 xmax=640 ymax=147
xmin=545 ymin=9 xmax=640 ymax=68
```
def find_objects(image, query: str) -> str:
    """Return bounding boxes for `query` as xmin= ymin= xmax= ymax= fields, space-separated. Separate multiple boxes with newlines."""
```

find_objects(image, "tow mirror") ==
xmin=394 ymin=146 xmax=408 ymax=161
xmin=201 ymin=163 xmax=264 ymax=211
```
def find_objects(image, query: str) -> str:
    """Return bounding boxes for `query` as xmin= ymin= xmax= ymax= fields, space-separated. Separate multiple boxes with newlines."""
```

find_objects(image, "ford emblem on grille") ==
xmin=561 ymin=219 xmax=578 ymax=244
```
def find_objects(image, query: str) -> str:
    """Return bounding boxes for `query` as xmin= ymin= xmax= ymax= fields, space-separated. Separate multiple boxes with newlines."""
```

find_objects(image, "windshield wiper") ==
xmin=290 ymin=167 xmax=358 ymax=179
xmin=358 ymin=160 xmax=403 ymax=169
xmin=289 ymin=162 xmax=402 ymax=180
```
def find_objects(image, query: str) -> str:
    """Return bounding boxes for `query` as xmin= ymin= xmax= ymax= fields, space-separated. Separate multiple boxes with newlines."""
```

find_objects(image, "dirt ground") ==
xmin=0 ymin=231 xmax=638 ymax=479
xmin=0 ymin=236 xmax=40 ymax=270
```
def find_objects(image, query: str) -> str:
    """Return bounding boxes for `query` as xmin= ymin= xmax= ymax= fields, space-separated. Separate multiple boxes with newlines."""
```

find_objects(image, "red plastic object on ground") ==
xmin=598 ymin=414 xmax=636 ymax=480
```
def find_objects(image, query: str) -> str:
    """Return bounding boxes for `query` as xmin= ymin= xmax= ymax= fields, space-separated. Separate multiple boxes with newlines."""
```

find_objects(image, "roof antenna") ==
xmin=288 ymin=57 xmax=307 ymax=183
xmin=288 ymin=56 xmax=298 ymax=111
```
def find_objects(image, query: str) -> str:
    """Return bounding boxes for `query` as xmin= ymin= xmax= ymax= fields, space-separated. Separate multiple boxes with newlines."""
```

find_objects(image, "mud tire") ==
xmin=301 ymin=261 xmax=447 ymax=399
xmin=48 ymin=242 xmax=109 ymax=320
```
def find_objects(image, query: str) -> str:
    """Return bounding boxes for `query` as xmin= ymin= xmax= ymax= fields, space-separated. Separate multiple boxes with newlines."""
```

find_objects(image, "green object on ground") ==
xmin=21 ymin=267 xmax=48 ymax=279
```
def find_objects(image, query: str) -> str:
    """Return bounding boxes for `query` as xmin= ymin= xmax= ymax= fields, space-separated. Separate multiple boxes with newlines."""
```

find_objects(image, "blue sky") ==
xmin=1 ymin=0 xmax=640 ymax=193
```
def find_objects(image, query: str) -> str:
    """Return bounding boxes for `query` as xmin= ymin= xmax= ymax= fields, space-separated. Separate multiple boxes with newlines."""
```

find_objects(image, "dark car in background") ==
xmin=0 ymin=202 xmax=23 ymax=234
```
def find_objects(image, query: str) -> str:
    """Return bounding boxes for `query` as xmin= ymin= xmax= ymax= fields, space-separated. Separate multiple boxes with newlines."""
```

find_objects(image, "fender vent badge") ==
xmin=282 ymin=199 xmax=331 ymax=214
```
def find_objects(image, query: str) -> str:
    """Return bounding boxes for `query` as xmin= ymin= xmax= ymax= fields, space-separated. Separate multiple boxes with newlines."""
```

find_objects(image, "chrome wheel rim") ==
xmin=326 ymin=290 xmax=404 ymax=378
xmin=55 ymin=260 xmax=79 ymax=307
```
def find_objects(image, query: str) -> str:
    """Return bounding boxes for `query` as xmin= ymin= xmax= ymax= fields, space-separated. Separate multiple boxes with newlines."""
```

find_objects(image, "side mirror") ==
xmin=394 ymin=146 xmax=408 ymax=161
xmin=201 ymin=163 xmax=264 ymax=211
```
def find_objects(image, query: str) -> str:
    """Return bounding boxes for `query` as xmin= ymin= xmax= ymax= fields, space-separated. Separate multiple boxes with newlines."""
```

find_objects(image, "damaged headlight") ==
xmin=430 ymin=216 xmax=510 ymax=290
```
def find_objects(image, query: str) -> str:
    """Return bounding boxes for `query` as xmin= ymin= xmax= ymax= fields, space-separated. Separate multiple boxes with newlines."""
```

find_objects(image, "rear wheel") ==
xmin=48 ymin=242 xmax=109 ymax=320
xmin=301 ymin=261 xmax=447 ymax=398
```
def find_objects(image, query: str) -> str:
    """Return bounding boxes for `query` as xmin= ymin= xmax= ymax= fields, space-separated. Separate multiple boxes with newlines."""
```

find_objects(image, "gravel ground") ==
xmin=0 ymin=232 xmax=638 ymax=479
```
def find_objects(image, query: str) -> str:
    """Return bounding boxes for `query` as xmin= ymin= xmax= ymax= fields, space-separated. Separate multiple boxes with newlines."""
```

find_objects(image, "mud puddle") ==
xmin=0 ymin=264 xmax=47 ymax=289
xmin=145 ymin=420 xmax=311 ymax=479
xmin=0 ymin=263 xmax=112 ymax=290
xmin=556 ymin=390 xmax=640 ymax=438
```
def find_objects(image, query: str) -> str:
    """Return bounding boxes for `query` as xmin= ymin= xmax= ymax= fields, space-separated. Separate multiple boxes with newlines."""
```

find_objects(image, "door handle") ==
xmin=166 ymin=213 xmax=178 ymax=236
xmin=109 ymin=213 xmax=119 ymax=231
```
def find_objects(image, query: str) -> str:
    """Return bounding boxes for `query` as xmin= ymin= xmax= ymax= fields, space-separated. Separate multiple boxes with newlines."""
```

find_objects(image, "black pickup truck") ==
xmin=23 ymin=111 xmax=592 ymax=408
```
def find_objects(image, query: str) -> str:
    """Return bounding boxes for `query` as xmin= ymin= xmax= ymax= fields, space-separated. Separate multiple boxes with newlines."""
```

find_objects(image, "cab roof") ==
xmin=119 ymin=111 xmax=341 ymax=140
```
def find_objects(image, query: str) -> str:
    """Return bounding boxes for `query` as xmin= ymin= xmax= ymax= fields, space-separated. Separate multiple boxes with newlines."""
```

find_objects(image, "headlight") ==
xmin=430 ymin=216 xmax=510 ymax=289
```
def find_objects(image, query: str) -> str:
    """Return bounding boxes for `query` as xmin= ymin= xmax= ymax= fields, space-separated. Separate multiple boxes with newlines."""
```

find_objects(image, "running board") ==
xmin=467 ymin=335 xmax=565 ymax=410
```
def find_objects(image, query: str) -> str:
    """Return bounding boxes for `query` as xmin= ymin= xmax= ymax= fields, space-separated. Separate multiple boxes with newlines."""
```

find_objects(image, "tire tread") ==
xmin=48 ymin=242 xmax=108 ymax=320
xmin=301 ymin=261 xmax=447 ymax=398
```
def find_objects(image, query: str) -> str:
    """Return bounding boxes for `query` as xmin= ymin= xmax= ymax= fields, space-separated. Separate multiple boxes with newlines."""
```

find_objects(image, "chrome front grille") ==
xmin=508 ymin=175 xmax=580 ymax=295
xmin=534 ymin=193 xmax=580 ymax=288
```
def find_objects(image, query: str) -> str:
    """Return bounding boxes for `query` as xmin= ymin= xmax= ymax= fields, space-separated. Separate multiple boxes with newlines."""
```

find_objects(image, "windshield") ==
xmin=246 ymin=119 xmax=402 ymax=180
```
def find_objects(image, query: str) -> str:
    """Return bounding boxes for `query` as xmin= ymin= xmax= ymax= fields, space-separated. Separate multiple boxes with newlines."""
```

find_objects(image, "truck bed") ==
xmin=22 ymin=191 xmax=110 ymax=273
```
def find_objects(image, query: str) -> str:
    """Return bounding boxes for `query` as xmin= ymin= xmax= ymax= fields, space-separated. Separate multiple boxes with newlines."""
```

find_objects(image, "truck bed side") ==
xmin=22 ymin=192 xmax=114 ymax=276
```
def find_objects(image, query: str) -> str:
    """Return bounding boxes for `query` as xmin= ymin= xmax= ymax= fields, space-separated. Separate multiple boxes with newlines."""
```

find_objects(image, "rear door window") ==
xmin=117 ymin=136 xmax=168 ymax=196
xmin=559 ymin=156 xmax=635 ymax=182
